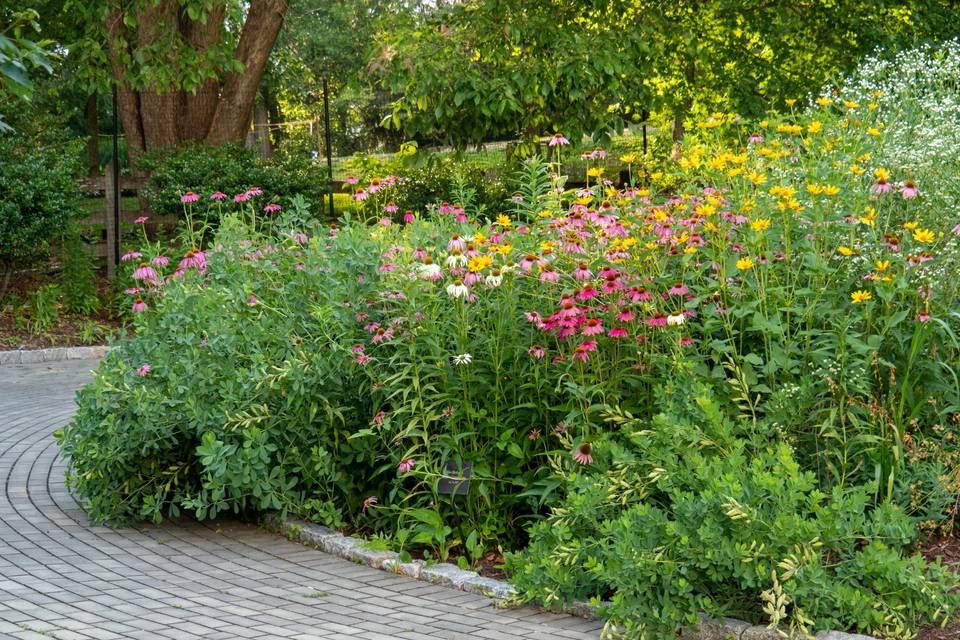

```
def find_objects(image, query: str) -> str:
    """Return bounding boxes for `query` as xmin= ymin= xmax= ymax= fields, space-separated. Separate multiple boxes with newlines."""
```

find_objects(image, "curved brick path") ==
xmin=0 ymin=359 xmax=602 ymax=640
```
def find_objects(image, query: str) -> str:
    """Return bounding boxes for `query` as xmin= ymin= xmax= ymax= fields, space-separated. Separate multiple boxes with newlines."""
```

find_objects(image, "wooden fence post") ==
xmin=105 ymin=163 xmax=117 ymax=280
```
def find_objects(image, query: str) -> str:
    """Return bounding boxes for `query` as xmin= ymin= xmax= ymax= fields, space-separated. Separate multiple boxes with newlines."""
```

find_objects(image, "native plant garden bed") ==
xmin=56 ymin=44 xmax=960 ymax=639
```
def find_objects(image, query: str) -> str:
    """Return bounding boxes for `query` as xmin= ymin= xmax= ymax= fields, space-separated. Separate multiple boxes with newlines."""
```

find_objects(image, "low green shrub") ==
xmin=505 ymin=384 xmax=959 ymax=638
xmin=140 ymin=143 xmax=329 ymax=218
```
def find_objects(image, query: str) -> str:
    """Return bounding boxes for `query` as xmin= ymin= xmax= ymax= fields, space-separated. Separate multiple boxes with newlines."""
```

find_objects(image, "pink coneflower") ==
xmin=520 ymin=255 xmax=537 ymax=271
xmin=680 ymin=337 xmax=693 ymax=346
xmin=247 ymin=187 xmax=263 ymax=197
xmin=447 ymin=234 xmax=467 ymax=252
xmin=582 ymin=318 xmax=604 ymax=336
xmin=132 ymin=262 xmax=158 ymax=284
xmin=528 ymin=429 xmax=540 ymax=441
xmin=264 ymin=203 xmax=282 ymax=213
xmin=136 ymin=363 xmax=151 ymax=377
xmin=378 ymin=217 xmax=392 ymax=226
xmin=180 ymin=192 xmax=199 ymax=203
xmin=361 ymin=496 xmax=378 ymax=514
xmin=616 ymin=309 xmax=635 ymax=322
xmin=384 ymin=202 xmax=399 ymax=214
xmin=379 ymin=263 xmax=396 ymax=273
xmin=748 ymin=133 xmax=764 ymax=144
xmin=373 ymin=411 xmax=386 ymax=426
xmin=372 ymin=327 xmax=394 ymax=344
xmin=351 ymin=344 xmax=365 ymax=353
xmin=573 ymin=262 xmax=593 ymax=281
xmin=353 ymin=188 xmax=368 ymax=201
xmin=403 ymin=211 xmax=415 ymax=224
xmin=918 ymin=313 xmax=931 ymax=322
xmin=539 ymin=267 xmax=559 ymax=283
xmin=346 ymin=176 xmax=358 ymax=185
xmin=247 ymin=294 xmax=259 ymax=306
xmin=151 ymin=256 xmax=169 ymax=266
xmin=668 ymin=282 xmax=689 ymax=296
xmin=132 ymin=298 xmax=148 ymax=313
xmin=234 ymin=192 xmax=251 ymax=203
xmin=125 ymin=287 xmax=141 ymax=295
xmin=353 ymin=354 xmax=371 ymax=365
xmin=548 ymin=133 xmax=570 ymax=147
xmin=398 ymin=458 xmax=415 ymax=473
xmin=179 ymin=249 xmax=207 ymax=272
xmin=872 ymin=179 xmax=893 ymax=193
xmin=134 ymin=216 xmax=149 ymax=224
xmin=121 ymin=251 xmax=142 ymax=262
xmin=608 ymin=327 xmax=628 ymax=338
xmin=210 ymin=192 xmax=227 ymax=200
xmin=528 ymin=345 xmax=547 ymax=359
xmin=901 ymin=181 xmax=918 ymax=198
xmin=572 ymin=442 xmax=593 ymax=465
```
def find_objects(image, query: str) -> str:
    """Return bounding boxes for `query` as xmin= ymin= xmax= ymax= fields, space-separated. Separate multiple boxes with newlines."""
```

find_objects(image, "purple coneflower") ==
xmin=210 ymin=192 xmax=227 ymax=200
xmin=264 ymin=203 xmax=281 ymax=213
xmin=136 ymin=363 xmax=151 ymax=377
xmin=180 ymin=192 xmax=199 ymax=203
xmin=548 ymin=133 xmax=570 ymax=147
xmin=398 ymin=459 xmax=415 ymax=473
xmin=134 ymin=216 xmax=149 ymax=224
xmin=901 ymin=181 xmax=919 ymax=198
xmin=361 ymin=496 xmax=378 ymax=514
xmin=121 ymin=251 xmax=142 ymax=262
xmin=572 ymin=442 xmax=593 ymax=465
xmin=132 ymin=262 xmax=158 ymax=284
xmin=132 ymin=298 xmax=148 ymax=313
xmin=152 ymin=256 xmax=169 ymax=266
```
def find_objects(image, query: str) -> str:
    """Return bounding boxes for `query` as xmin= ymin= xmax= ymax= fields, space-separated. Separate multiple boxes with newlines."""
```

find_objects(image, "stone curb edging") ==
xmin=0 ymin=345 xmax=110 ymax=366
xmin=268 ymin=515 xmax=876 ymax=640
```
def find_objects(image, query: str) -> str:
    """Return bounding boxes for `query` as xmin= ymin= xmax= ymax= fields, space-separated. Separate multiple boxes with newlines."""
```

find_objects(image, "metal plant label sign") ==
xmin=438 ymin=460 xmax=472 ymax=496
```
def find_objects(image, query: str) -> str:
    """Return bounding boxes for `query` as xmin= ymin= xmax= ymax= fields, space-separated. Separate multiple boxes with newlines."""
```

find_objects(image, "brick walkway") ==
xmin=0 ymin=359 xmax=603 ymax=640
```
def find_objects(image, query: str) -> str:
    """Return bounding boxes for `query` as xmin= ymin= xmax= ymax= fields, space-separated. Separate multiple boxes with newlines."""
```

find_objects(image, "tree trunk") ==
xmin=85 ymin=93 xmax=99 ymax=176
xmin=247 ymin=98 xmax=272 ymax=156
xmin=670 ymin=60 xmax=696 ymax=161
xmin=105 ymin=0 xmax=288 ymax=164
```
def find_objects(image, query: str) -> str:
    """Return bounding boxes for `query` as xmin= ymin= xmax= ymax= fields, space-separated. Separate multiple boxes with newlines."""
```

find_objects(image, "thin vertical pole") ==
xmin=112 ymin=84 xmax=121 ymax=267
xmin=641 ymin=109 xmax=649 ymax=156
xmin=323 ymin=77 xmax=334 ymax=218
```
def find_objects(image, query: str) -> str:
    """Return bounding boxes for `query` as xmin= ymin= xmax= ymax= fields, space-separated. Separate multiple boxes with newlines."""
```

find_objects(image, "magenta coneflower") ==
xmin=918 ymin=313 xmax=931 ymax=323
xmin=247 ymin=187 xmax=263 ymax=197
xmin=134 ymin=216 xmax=149 ymax=224
xmin=210 ymin=192 xmax=227 ymax=200
xmin=572 ymin=442 xmax=593 ymax=465
xmin=901 ymin=181 xmax=919 ymax=198
xmin=234 ymin=192 xmax=251 ymax=203
xmin=668 ymin=282 xmax=689 ymax=296
xmin=361 ymin=496 xmax=378 ymax=514
xmin=132 ymin=298 xmax=148 ymax=313
xmin=264 ymin=203 xmax=282 ymax=213
xmin=353 ymin=353 xmax=371 ymax=365
xmin=121 ymin=251 xmax=142 ymax=262
xmin=398 ymin=458 xmax=415 ymax=473
xmin=616 ymin=309 xmax=635 ymax=322
xmin=647 ymin=314 xmax=667 ymax=327
xmin=135 ymin=363 xmax=151 ymax=377
xmin=608 ymin=327 xmax=628 ymax=338
xmin=582 ymin=318 xmax=604 ymax=336
xmin=403 ymin=211 xmax=415 ymax=224
xmin=180 ymin=192 xmax=199 ymax=203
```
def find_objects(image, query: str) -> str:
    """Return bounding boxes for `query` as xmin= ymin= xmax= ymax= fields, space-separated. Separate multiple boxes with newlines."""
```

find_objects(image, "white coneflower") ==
xmin=666 ymin=313 xmax=685 ymax=326
xmin=445 ymin=249 xmax=467 ymax=268
xmin=485 ymin=268 xmax=503 ymax=288
xmin=418 ymin=260 xmax=443 ymax=281
xmin=446 ymin=279 xmax=469 ymax=299
xmin=452 ymin=353 xmax=473 ymax=365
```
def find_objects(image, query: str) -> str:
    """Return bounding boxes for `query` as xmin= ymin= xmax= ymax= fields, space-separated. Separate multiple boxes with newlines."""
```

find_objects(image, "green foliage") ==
xmin=0 ymin=8 xmax=53 ymax=130
xmin=140 ymin=143 xmax=329 ymax=218
xmin=26 ymin=283 xmax=60 ymax=335
xmin=60 ymin=226 xmax=100 ymax=315
xmin=371 ymin=0 xmax=960 ymax=146
xmin=506 ymin=385 xmax=959 ymax=638
xmin=0 ymin=128 xmax=83 ymax=286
